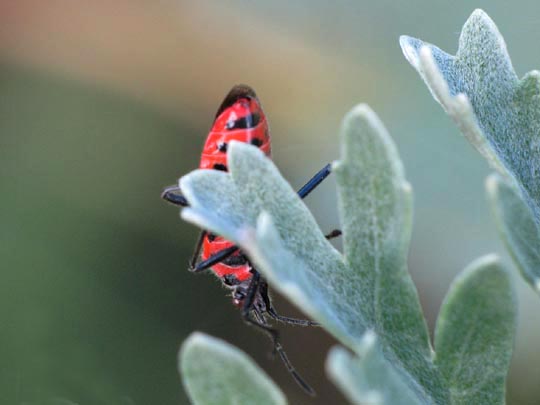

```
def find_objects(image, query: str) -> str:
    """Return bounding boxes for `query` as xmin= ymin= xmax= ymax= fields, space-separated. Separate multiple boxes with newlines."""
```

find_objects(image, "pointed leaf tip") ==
xmin=334 ymin=104 xmax=446 ymax=403
xmin=399 ymin=37 xmax=420 ymax=68
xmin=327 ymin=331 xmax=425 ymax=405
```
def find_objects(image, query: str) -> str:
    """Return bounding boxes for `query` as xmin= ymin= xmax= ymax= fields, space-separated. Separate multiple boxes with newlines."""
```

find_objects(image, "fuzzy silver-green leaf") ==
xmin=434 ymin=255 xmax=516 ymax=405
xmin=327 ymin=331 xmax=421 ymax=405
xmin=180 ymin=332 xmax=286 ymax=405
xmin=487 ymin=174 xmax=540 ymax=292
xmin=400 ymin=9 xmax=540 ymax=291
xmin=326 ymin=256 xmax=516 ymax=405
xmin=333 ymin=105 xmax=444 ymax=402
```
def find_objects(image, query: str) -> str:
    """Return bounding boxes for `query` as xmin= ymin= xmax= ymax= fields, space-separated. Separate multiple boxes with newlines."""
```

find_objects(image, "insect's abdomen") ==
xmin=200 ymin=96 xmax=270 ymax=171
xmin=199 ymin=85 xmax=270 ymax=283
xmin=202 ymin=235 xmax=252 ymax=283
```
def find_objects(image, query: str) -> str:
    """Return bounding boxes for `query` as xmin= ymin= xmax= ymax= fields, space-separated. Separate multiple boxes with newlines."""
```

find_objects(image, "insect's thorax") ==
xmin=199 ymin=92 xmax=270 ymax=285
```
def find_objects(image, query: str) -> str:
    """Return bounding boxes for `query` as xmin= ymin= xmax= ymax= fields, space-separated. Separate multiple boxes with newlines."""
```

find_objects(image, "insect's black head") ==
xmin=215 ymin=84 xmax=258 ymax=119
xmin=231 ymin=278 xmax=270 ymax=313
xmin=231 ymin=278 xmax=251 ymax=308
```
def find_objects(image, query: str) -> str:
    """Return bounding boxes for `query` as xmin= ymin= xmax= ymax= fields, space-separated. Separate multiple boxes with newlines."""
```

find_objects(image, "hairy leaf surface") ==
xmin=180 ymin=106 xmax=445 ymax=403
xmin=400 ymin=9 xmax=540 ymax=290
xmin=180 ymin=333 xmax=286 ymax=405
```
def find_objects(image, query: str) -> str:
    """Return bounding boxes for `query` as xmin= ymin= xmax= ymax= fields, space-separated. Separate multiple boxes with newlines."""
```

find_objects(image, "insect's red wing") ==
xmin=200 ymin=85 xmax=271 ymax=282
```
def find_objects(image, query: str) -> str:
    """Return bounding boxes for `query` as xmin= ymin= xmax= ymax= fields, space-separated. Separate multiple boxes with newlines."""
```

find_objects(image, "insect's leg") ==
xmin=189 ymin=227 xmax=339 ymax=273
xmin=297 ymin=163 xmax=332 ymax=199
xmin=243 ymin=310 xmax=315 ymax=395
xmin=162 ymin=185 xmax=239 ymax=272
xmin=252 ymin=308 xmax=268 ymax=325
xmin=241 ymin=272 xmax=280 ymax=351
xmin=190 ymin=245 xmax=240 ymax=273
xmin=241 ymin=269 xmax=263 ymax=317
xmin=190 ymin=218 xmax=341 ymax=275
xmin=325 ymin=229 xmax=342 ymax=240
xmin=185 ymin=164 xmax=338 ymax=271
xmin=262 ymin=230 xmax=340 ymax=326
xmin=265 ymin=307 xmax=320 ymax=327
xmin=161 ymin=185 xmax=189 ymax=207
xmin=297 ymin=166 xmax=342 ymax=239
xmin=162 ymin=188 xmax=209 ymax=272
xmin=188 ymin=231 xmax=206 ymax=270
xmin=258 ymin=280 xmax=319 ymax=327
xmin=242 ymin=271 xmax=315 ymax=396
xmin=273 ymin=339 xmax=315 ymax=396
xmin=164 ymin=163 xmax=334 ymax=206
xmin=163 ymin=163 xmax=333 ymax=206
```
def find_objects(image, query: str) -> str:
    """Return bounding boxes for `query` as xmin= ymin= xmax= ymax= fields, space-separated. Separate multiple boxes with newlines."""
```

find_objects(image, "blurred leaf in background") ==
xmin=0 ymin=64 xmax=202 ymax=404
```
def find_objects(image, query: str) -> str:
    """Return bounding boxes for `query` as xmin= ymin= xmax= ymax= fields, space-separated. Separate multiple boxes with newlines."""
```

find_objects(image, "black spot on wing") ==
xmin=213 ymin=163 xmax=228 ymax=171
xmin=222 ymin=254 xmax=248 ymax=266
xmin=217 ymin=142 xmax=228 ymax=152
xmin=225 ymin=113 xmax=261 ymax=130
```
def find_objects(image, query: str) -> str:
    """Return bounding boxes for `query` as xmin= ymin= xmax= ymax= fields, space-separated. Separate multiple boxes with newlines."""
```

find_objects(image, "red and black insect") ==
xmin=162 ymin=85 xmax=340 ymax=395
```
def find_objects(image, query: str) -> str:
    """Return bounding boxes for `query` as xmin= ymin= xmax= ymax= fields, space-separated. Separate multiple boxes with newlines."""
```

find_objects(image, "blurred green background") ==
xmin=1 ymin=1 xmax=539 ymax=404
